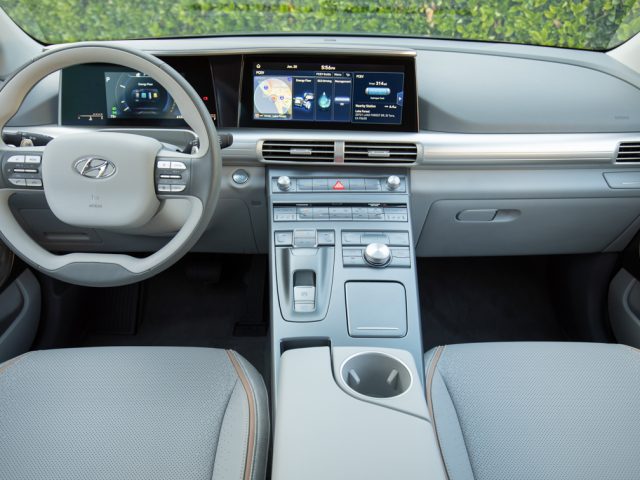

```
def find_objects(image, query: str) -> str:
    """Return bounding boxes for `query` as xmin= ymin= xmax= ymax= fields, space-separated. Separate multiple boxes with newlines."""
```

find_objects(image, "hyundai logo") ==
xmin=73 ymin=157 xmax=116 ymax=179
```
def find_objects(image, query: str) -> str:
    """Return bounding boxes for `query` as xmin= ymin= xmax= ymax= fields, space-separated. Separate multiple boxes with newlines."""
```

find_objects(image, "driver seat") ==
xmin=0 ymin=346 xmax=269 ymax=480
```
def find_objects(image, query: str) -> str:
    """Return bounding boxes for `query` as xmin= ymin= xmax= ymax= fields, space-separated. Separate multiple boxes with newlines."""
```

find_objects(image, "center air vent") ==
xmin=261 ymin=140 xmax=335 ymax=162
xmin=617 ymin=142 xmax=640 ymax=163
xmin=344 ymin=142 xmax=418 ymax=164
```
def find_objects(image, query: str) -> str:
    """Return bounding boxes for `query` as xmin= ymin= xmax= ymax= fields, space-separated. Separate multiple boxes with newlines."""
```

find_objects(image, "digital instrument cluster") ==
xmin=60 ymin=57 xmax=216 ymax=127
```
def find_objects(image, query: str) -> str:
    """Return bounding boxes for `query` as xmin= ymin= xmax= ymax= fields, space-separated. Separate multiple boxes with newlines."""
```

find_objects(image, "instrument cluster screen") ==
xmin=60 ymin=58 xmax=216 ymax=127
xmin=104 ymin=71 xmax=179 ymax=120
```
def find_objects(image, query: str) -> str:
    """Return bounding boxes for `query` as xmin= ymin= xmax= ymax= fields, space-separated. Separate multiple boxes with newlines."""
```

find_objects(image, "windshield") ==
xmin=1 ymin=0 xmax=639 ymax=50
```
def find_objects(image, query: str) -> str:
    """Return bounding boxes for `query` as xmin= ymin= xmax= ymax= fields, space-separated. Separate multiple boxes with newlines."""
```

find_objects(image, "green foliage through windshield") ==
xmin=1 ymin=0 xmax=638 ymax=50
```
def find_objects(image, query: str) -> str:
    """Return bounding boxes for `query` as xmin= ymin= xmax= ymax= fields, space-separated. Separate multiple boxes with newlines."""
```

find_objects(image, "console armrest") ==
xmin=272 ymin=347 xmax=446 ymax=480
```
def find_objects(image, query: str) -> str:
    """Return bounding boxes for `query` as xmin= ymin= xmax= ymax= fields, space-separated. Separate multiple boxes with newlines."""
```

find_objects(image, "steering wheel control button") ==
xmin=155 ymin=157 xmax=191 ymax=195
xmin=25 ymin=155 xmax=41 ymax=164
xmin=275 ymin=231 xmax=293 ymax=246
xmin=26 ymin=179 xmax=43 ymax=187
xmin=7 ymin=155 xmax=25 ymax=163
xmin=8 ymin=178 xmax=27 ymax=186
xmin=364 ymin=243 xmax=392 ymax=267
xmin=231 ymin=169 xmax=249 ymax=185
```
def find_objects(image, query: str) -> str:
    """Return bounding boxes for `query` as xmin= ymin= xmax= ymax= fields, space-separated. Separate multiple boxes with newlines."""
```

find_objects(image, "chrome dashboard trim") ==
xmin=5 ymin=125 xmax=640 ymax=167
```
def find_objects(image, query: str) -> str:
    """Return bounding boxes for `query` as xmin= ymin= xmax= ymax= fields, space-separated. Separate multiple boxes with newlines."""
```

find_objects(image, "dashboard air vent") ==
xmin=261 ymin=140 xmax=335 ymax=162
xmin=344 ymin=142 xmax=418 ymax=164
xmin=616 ymin=142 xmax=640 ymax=163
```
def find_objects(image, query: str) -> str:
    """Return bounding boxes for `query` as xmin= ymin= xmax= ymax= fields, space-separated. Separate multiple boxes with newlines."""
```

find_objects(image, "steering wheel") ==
xmin=0 ymin=44 xmax=222 ymax=287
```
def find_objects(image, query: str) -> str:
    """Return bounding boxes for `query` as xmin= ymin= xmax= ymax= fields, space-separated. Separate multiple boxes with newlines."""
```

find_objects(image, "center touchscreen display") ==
xmin=251 ymin=60 xmax=406 ymax=126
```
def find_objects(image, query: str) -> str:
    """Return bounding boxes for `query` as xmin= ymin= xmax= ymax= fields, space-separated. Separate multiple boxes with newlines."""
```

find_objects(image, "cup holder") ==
xmin=341 ymin=352 xmax=412 ymax=398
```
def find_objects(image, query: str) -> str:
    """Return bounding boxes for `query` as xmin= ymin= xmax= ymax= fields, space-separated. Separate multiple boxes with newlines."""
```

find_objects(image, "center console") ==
xmin=260 ymin=52 xmax=440 ymax=479
xmin=268 ymin=167 xmax=441 ymax=479
xmin=268 ymin=167 xmax=425 ymax=390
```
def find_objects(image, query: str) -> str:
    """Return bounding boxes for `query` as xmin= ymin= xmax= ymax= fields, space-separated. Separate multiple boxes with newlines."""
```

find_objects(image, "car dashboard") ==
xmin=3 ymin=34 xmax=640 ymax=259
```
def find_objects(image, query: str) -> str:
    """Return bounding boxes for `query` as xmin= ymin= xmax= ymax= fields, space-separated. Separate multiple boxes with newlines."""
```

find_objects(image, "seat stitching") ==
xmin=209 ymin=378 xmax=242 ymax=480
xmin=0 ymin=351 xmax=32 ymax=376
xmin=439 ymin=365 xmax=478 ymax=480
xmin=226 ymin=350 xmax=257 ymax=480
xmin=234 ymin=352 xmax=260 ymax=480
xmin=426 ymin=345 xmax=451 ymax=480
xmin=622 ymin=344 xmax=640 ymax=356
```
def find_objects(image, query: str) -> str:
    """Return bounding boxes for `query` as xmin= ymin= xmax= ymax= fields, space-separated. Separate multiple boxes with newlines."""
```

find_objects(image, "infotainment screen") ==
xmin=241 ymin=55 xmax=417 ymax=131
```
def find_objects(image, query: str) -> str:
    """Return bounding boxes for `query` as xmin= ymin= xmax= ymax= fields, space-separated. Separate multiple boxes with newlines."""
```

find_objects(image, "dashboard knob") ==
xmin=364 ymin=243 xmax=391 ymax=267
xmin=386 ymin=175 xmax=401 ymax=190
xmin=277 ymin=175 xmax=292 ymax=191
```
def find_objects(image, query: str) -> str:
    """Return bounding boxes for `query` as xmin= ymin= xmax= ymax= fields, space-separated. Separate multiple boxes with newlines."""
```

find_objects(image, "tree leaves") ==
xmin=0 ymin=0 xmax=637 ymax=50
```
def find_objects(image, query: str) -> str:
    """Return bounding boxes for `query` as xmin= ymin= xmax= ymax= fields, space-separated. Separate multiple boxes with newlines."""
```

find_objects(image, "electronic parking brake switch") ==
xmin=293 ymin=270 xmax=316 ymax=313
xmin=292 ymin=230 xmax=318 ymax=312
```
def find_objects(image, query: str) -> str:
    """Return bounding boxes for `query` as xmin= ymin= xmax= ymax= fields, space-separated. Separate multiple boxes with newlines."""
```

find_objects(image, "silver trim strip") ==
xmin=6 ymin=125 xmax=640 ymax=167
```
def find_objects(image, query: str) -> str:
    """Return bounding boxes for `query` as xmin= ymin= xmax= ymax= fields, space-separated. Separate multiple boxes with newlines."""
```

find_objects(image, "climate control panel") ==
xmin=271 ymin=175 xmax=406 ymax=193
xmin=273 ymin=203 xmax=408 ymax=222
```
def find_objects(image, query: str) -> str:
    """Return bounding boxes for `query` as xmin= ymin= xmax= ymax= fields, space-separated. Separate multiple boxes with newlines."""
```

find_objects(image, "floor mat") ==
xmin=81 ymin=254 xmax=269 ymax=380
xmin=418 ymin=256 xmax=568 ymax=351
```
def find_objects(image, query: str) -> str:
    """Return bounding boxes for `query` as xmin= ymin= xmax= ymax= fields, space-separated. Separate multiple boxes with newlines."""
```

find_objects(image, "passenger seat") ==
xmin=425 ymin=342 xmax=640 ymax=480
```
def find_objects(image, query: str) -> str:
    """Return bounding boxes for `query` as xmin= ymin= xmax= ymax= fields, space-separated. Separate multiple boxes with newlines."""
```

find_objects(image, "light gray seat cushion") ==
xmin=0 ymin=346 xmax=269 ymax=480
xmin=425 ymin=342 xmax=640 ymax=480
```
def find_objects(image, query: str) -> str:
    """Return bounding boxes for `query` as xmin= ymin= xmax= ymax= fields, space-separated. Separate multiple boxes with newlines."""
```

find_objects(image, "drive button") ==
xmin=317 ymin=230 xmax=335 ymax=245
xmin=275 ymin=231 xmax=293 ymax=246
xmin=294 ymin=229 xmax=317 ymax=247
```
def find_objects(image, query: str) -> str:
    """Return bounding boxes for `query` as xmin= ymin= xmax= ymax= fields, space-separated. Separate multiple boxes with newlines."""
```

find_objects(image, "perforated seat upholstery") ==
xmin=425 ymin=342 xmax=640 ymax=480
xmin=0 ymin=347 xmax=269 ymax=480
